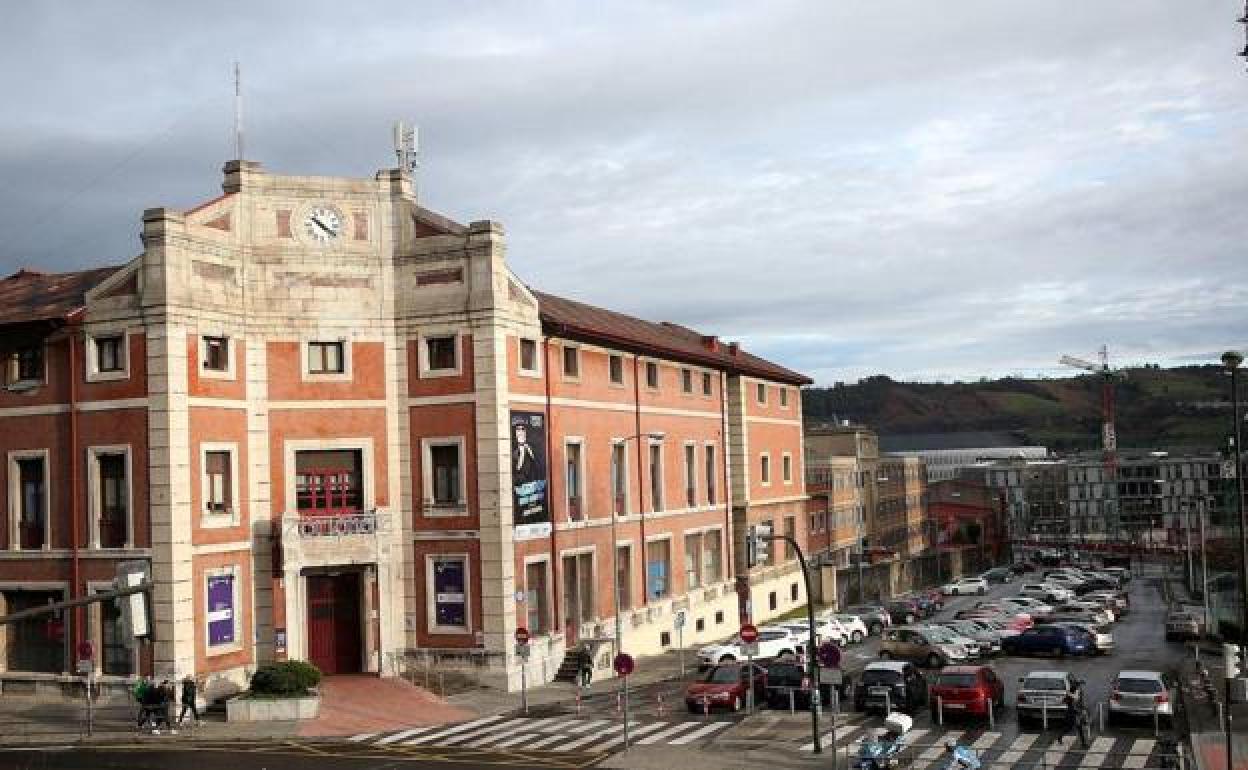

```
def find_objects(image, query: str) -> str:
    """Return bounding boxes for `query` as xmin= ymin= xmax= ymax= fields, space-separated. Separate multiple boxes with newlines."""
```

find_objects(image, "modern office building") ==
xmin=880 ymin=431 xmax=1047 ymax=483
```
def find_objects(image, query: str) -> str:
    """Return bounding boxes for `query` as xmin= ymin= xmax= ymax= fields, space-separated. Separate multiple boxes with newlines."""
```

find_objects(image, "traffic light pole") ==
xmin=759 ymin=531 xmax=823 ymax=755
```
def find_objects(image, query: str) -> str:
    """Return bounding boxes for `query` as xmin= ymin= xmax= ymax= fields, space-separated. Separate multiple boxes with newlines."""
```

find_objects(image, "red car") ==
xmin=929 ymin=665 xmax=1006 ymax=720
xmin=685 ymin=662 xmax=767 ymax=713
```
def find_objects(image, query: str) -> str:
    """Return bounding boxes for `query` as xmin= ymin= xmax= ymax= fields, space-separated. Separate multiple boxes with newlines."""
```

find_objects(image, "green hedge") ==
xmin=249 ymin=661 xmax=323 ymax=697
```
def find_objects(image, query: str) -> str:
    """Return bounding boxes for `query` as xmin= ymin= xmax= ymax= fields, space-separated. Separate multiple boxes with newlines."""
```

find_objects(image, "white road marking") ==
xmin=436 ymin=718 xmax=521 ymax=745
xmin=524 ymin=734 xmax=569 ymax=749
xmin=553 ymin=723 xmax=627 ymax=752
xmin=563 ymin=719 xmax=610 ymax=735
xmin=971 ymin=731 xmax=1001 ymax=750
xmin=347 ymin=732 xmax=377 ymax=743
xmin=996 ymin=732 xmax=1037 ymax=765
xmin=1122 ymin=738 xmax=1156 ymax=769
xmin=375 ymin=725 xmax=436 ymax=745
xmin=800 ymin=722 xmax=868 ymax=752
xmin=401 ymin=715 xmax=506 ymax=745
xmin=667 ymin=720 xmax=732 ymax=745
xmin=581 ymin=721 xmax=671 ymax=752
xmin=636 ymin=721 xmax=707 ymax=745
xmin=1079 ymin=736 xmax=1114 ymax=767
xmin=492 ymin=733 xmax=538 ymax=749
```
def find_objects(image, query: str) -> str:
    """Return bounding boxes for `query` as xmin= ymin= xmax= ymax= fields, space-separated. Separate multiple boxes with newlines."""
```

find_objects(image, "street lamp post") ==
xmin=1222 ymin=351 xmax=1248 ymax=644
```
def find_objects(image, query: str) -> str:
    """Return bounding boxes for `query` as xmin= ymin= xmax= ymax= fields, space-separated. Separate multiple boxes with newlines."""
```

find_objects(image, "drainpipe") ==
xmin=719 ymin=370 xmax=732 ymax=578
xmin=542 ymin=336 xmax=560 ymax=635
xmin=67 ymin=322 xmax=83 ymax=654
xmin=632 ymin=355 xmax=647 ymax=605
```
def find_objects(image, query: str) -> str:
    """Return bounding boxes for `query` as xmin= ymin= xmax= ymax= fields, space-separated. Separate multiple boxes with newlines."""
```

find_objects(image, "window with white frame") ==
xmin=608 ymin=354 xmax=624 ymax=385
xmin=9 ymin=451 xmax=48 ymax=550
xmin=610 ymin=441 xmax=628 ymax=514
xmin=703 ymin=530 xmax=722 ymax=582
xmin=205 ymin=568 xmax=241 ymax=652
xmin=780 ymin=387 xmax=789 ymax=408
xmin=760 ymin=453 xmax=771 ymax=485
xmin=646 ymin=538 xmax=671 ymax=599
xmin=423 ymin=334 xmax=459 ymax=375
xmin=702 ymin=371 xmax=712 ymax=396
xmin=565 ymin=439 xmax=585 ymax=521
xmin=3 ymin=344 xmax=44 ymax=386
xmin=518 ymin=338 xmax=539 ymax=374
xmin=202 ymin=336 xmax=229 ymax=373
xmin=616 ymin=544 xmax=633 ymax=611
xmin=684 ymin=532 xmax=703 ymax=590
xmin=645 ymin=361 xmax=659 ymax=389
xmin=428 ymin=554 xmax=470 ymax=632
xmin=648 ymin=442 xmax=664 ymax=512
xmin=307 ymin=340 xmax=345 ymax=374
xmin=756 ymin=382 xmax=766 ymax=404
xmin=202 ymin=446 xmax=237 ymax=517
xmin=96 ymin=335 xmax=124 ymax=373
xmin=422 ymin=438 xmax=465 ymax=512
xmin=783 ymin=453 xmax=793 ymax=484
xmin=561 ymin=344 xmax=580 ymax=379
xmin=681 ymin=368 xmax=692 ymax=393
xmin=524 ymin=559 xmax=550 ymax=634
xmin=684 ymin=443 xmax=697 ymax=508
xmin=705 ymin=444 xmax=717 ymax=505
xmin=89 ymin=447 xmax=130 ymax=548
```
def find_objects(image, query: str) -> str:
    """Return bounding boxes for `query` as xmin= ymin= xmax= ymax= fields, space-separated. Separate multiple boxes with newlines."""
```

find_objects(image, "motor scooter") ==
xmin=852 ymin=713 xmax=912 ymax=770
xmin=937 ymin=742 xmax=982 ymax=770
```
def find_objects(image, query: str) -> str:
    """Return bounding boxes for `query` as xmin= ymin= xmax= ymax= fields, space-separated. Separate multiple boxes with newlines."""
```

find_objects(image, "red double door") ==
xmin=306 ymin=573 xmax=363 ymax=675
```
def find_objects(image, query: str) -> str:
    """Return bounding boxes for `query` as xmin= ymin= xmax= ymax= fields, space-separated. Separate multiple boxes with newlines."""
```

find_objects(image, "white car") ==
xmin=821 ymin=611 xmax=869 ymax=644
xmin=774 ymin=619 xmax=848 ymax=647
xmin=1001 ymin=597 xmax=1054 ymax=618
xmin=697 ymin=627 xmax=798 ymax=666
xmin=941 ymin=577 xmax=989 ymax=596
xmin=1020 ymin=583 xmax=1073 ymax=602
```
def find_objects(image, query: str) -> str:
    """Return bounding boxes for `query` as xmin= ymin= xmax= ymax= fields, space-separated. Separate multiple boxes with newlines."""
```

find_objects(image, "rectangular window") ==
xmin=702 ymin=372 xmax=712 ymax=396
xmin=609 ymin=354 xmax=624 ymax=384
xmin=703 ymin=531 xmax=722 ymax=582
xmin=519 ymin=338 xmax=538 ymax=373
xmin=431 ymin=556 xmax=469 ymax=629
xmin=616 ymin=544 xmax=633 ymax=611
xmin=646 ymin=539 xmax=671 ymax=600
xmin=202 ymin=336 xmax=229 ymax=372
xmin=684 ymin=444 xmax=697 ymax=508
xmin=705 ymin=445 xmax=717 ymax=505
xmin=756 ymin=382 xmax=766 ymax=404
xmin=760 ymin=454 xmax=771 ymax=485
xmin=425 ymin=335 xmax=458 ymax=372
xmin=784 ymin=516 xmax=796 ymax=560
xmin=684 ymin=532 xmax=703 ymax=590
xmin=566 ymin=441 xmax=584 ymax=521
xmin=681 ymin=368 xmax=692 ymax=393
xmin=783 ymin=454 xmax=793 ymax=484
xmin=16 ymin=457 xmax=45 ymax=550
xmin=3 ymin=346 xmax=42 ymax=385
xmin=646 ymin=361 xmax=659 ymax=389
xmin=562 ymin=346 xmax=579 ymax=378
xmin=307 ymin=341 xmax=344 ymax=374
xmin=206 ymin=573 xmax=236 ymax=647
xmin=98 ymin=453 xmax=127 ymax=548
xmin=99 ymin=590 xmax=133 ymax=675
xmin=610 ymin=442 xmax=628 ymax=514
xmin=780 ymin=387 xmax=789 ymax=407
xmin=430 ymin=444 xmax=461 ymax=505
xmin=524 ymin=561 xmax=549 ymax=634
xmin=295 ymin=449 xmax=363 ymax=515
xmin=205 ymin=450 xmax=232 ymax=513
xmin=96 ymin=335 xmax=124 ymax=373
xmin=649 ymin=443 xmax=664 ymax=512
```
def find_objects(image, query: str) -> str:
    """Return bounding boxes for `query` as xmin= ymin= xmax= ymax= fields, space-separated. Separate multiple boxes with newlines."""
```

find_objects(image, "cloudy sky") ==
xmin=1 ymin=1 xmax=1245 ymax=385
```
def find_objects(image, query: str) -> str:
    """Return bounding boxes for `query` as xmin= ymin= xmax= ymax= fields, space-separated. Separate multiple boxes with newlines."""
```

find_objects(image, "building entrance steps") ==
xmin=296 ymin=675 xmax=474 ymax=738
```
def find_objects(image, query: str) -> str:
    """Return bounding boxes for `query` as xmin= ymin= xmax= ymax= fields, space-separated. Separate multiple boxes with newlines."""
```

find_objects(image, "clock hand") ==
xmin=311 ymin=216 xmax=334 ymax=235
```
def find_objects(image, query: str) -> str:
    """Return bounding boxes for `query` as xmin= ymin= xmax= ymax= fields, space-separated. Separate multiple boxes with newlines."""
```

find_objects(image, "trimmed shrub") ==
xmin=250 ymin=661 xmax=323 ymax=697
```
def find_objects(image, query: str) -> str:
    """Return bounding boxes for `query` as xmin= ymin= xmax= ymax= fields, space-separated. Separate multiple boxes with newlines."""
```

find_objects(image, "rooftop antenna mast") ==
xmin=393 ymin=121 xmax=419 ymax=194
xmin=234 ymin=62 xmax=245 ymax=160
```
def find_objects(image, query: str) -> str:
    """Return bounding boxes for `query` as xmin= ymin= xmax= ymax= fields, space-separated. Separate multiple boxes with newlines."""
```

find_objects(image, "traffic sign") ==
xmin=613 ymin=652 xmax=635 ymax=676
xmin=739 ymin=623 xmax=759 ymax=644
xmin=77 ymin=640 xmax=94 ymax=661
xmin=741 ymin=641 xmax=760 ymax=658
xmin=515 ymin=642 xmax=531 ymax=659
xmin=514 ymin=627 xmax=531 ymax=645
xmin=674 ymin=609 xmax=687 ymax=630
xmin=817 ymin=641 xmax=842 ymax=668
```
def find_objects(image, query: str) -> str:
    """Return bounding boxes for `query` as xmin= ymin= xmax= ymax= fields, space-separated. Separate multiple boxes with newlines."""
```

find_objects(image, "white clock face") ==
xmin=304 ymin=206 xmax=342 ymax=243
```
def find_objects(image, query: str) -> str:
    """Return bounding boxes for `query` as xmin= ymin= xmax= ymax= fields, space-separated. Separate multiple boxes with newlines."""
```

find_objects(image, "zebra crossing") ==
xmin=797 ymin=715 xmax=1169 ymax=768
xmin=348 ymin=715 xmax=734 ymax=754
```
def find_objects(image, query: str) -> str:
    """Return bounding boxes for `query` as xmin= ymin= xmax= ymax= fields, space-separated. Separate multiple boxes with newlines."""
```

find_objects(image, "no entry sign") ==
xmin=514 ymin=627 xmax=531 ymax=645
xmin=739 ymin=624 xmax=759 ymax=644
xmin=613 ymin=653 xmax=635 ymax=676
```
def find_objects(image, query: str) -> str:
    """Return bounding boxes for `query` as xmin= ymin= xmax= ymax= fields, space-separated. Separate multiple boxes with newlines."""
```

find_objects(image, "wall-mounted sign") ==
xmin=206 ymin=575 xmax=235 ymax=647
xmin=510 ymin=411 xmax=550 ymax=540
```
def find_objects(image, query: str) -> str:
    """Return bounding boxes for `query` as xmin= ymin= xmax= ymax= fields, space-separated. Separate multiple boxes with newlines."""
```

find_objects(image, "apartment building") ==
xmin=0 ymin=159 xmax=810 ymax=697
xmin=804 ymin=455 xmax=862 ymax=567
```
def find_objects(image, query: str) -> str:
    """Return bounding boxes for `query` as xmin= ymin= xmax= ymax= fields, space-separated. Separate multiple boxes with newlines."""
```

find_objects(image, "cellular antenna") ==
xmin=234 ymin=62 xmax=245 ymax=160
xmin=393 ymin=120 xmax=419 ymax=174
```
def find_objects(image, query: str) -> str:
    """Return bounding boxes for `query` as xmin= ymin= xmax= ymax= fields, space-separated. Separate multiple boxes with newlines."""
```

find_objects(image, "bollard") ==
xmin=616 ymin=691 xmax=623 ymax=715
xmin=657 ymin=694 xmax=665 ymax=717
xmin=937 ymin=696 xmax=943 ymax=726
xmin=1218 ymin=701 xmax=1224 ymax=733
xmin=746 ymin=684 xmax=753 ymax=715
xmin=1042 ymin=699 xmax=1049 ymax=730
xmin=576 ymin=689 xmax=583 ymax=715
xmin=1176 ymin=742 xmax=1186 ymax=770
xmin=885 ymin=691 xmax=891 ymax=716
xmin=703 ymin=695 xmax=710 ymax=718
xmin=1153 ymin=700 xmax=1160 ymax=737
xmin=988 ymin=698 xmax=995 ymax=730
xmin=789 ymin=689 xmax=796 ymax=714
xmin=1098 ymin=702 xmax=1105 ymax=733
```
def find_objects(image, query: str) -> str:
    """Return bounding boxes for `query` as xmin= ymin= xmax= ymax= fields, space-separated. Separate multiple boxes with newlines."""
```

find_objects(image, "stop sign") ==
xmin=514 ymin=627 xmax=530 ymax=645
xmin=739 ymin=623 xmax=759 ymax=644
xmin=613 ymin=653 xmax=635 ymax=676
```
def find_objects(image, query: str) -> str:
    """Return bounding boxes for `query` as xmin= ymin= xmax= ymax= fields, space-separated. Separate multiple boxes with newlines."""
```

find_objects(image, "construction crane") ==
xmin=1060 ymin=345 xmax=1119 ymax=458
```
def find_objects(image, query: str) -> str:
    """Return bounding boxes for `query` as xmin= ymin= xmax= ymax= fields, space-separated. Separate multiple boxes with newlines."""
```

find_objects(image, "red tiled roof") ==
xmin=533 ymin=290 xmax=811 ymax=385
xmin=0 ymin=266 xmax=123 ymax=327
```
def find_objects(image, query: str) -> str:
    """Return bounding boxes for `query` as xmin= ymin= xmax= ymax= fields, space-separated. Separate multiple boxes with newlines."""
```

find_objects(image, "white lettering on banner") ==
xmin=206 ymin=609 xmax=232 ymax=623
xmin=436 ymin=593 xmax=465 ymax=603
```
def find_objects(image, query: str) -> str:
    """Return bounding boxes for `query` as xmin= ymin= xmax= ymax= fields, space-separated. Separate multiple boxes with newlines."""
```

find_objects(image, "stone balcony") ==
xmin=280 ymin=509 xmax=395 ymax=569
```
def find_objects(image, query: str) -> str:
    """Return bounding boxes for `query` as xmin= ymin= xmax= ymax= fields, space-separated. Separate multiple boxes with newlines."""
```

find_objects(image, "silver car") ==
xmin=1016 ymin=671 xmax=1083 ymax=725
xmin=1108 ymin=670 xmax=1173 ymax=727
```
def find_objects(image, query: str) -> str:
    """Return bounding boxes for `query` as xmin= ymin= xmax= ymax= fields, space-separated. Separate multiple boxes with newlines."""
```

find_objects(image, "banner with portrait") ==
xmin=510 ymin=410 xmax=551 ymax=540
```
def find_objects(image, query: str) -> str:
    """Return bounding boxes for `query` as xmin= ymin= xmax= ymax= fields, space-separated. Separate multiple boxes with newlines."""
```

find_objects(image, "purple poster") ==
xmin=433 ymin=559 xmax=466 ymax=627
xmin=206 ymin=575 xmax=235 ymax=646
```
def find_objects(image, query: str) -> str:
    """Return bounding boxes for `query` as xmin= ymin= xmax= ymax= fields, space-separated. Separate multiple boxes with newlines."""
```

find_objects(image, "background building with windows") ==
xmin=0 ymin=159 xmax=810 ymax=696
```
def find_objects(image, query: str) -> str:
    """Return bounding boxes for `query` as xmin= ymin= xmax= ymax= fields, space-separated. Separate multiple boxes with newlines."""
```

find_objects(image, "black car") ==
xmin=763 ymin=660 xmax=853 ymax=709
xmin=1073 ymin=578 xmax=1118 ymax=596
xmin=855 ymin=661 xmax=928 ymax=714
xmin=981 ymin=567 xmax=1013 ymax=584
xmin=1009 ymin=562 xmax=1033 ymax=574
xmin=887 ymin=599 xmax=922 ymax=625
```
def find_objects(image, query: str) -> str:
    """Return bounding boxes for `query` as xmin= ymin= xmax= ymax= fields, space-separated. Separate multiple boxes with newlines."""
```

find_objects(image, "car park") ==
xmin=697 ymin=627 xmax=797 ymax=666
xmin=941 ymin=620 xmax=1004 ymax=655
xmin=904 ymin=593 xmax=941 ymax=617
xmin=1020 ymin=583 xmax=1073 ymax=603
xmin=929 ymin=665 xmax=1006 ymax=721
xmin=1165 ymin=610 xmax=1202 ymax=641
xmin=1052 ymin=621 xmax=1113 ymax=655
xmin=922 ymin=624 xmax=986 ymax=659
xmin=1102 ymin=566 xmax=1132 ymax=583
xmin=880 ymin=626 xmax=970 ymax=667
xmin=967 ymin=616 xmax=1023 ymax=641
xmin=1001 ymin=625 xmax=1092 ymax=658
xmin=972 ymin=602 xmax=1032 ymax=623
xmin=941 ymin=577 xmax=989 ymax=596
xmin=1015 ymin=671 xmax=1084 ymax=725
xmin=997 ymin=597 xmax=1054 ymax=620
xmin=845 ymin=604 xmax=892 ymax=635
xmin=955 ymin=610 xmax=1032 ymax=631
xmin=1010 ymin=562 xmax=1034 ymax=574
xmin=684 ymin=662 xmax=768 ymax=713
xmin=1074 ymin=577 xmax=1121 ymax=596
xmin=855 ymin=661 xmax=928 ymax=714
xmin=1108 ymin=670 xmax=1174 ymax=727
xmin=981 ymin=567 xmax=1013 ymax=584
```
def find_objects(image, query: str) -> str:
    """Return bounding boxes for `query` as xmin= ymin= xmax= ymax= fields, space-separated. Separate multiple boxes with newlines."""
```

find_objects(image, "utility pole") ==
xmin=1222 ymin=351 xmax=1248 ymax=645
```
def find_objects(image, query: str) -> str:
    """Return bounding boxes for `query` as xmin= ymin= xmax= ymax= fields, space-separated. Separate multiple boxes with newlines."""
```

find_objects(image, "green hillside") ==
xmin=801 ymin=365 xmax=1235 ymax=452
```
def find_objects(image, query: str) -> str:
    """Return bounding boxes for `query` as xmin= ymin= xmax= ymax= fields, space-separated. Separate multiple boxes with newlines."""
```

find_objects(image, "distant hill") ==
xmin=801 ymin=365 xmax=1236 ymax=452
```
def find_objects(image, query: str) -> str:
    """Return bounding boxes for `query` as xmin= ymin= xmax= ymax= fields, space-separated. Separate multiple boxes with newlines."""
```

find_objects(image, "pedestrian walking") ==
xmin=178 ymin=675 xmax=200 ymax=724
xmin=161 ymin=679 xmax=178 ymax=734
xmin=1062 ymin=692 xmax=1090 ymax=749
xmin=577 ymin=646 xmax=593 ymax=688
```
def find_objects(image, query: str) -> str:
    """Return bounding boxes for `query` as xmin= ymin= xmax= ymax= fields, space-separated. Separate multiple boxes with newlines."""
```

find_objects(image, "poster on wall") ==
xmin=206 ymin=575 xmax=235 ymax=647
xmin=510 ymin=410 xmax=550 ymax=540
xmin=433 ymin=559 xmax=467 ymax=627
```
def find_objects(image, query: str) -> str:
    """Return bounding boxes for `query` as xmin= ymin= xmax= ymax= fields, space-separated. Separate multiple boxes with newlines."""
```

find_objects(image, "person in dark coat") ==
xmin=178 ymin=675 xmax=200 ymax=724
xmin=577 ymin=647 xmax=593 ymax=687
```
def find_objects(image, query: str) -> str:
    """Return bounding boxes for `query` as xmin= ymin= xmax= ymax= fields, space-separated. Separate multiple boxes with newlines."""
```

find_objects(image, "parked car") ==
xmin=921 ymin=624 xmax=986 ymax=659
xmin=1020 ymin=582 xmax=1073 ymax=603
xmin=1085 ymin=590 xmax=1130 ymax=614
xmin=685 ymin=662 xmax=768 ymax=713
xmin=1048 ymin=610 xmax=1110 ymax=627
xmin=1001 ymin=625 xmax=1092 ymax=658
xmin=855 ymin=661 xmax=928 ymax=714
xmin=981 ymin=567 xmax=1014 ymax=584
xmin=955 ymin=610 xmax=1032 ymax=631
xmin=1074 ymin=578 xmax=1121 ymax=596
xmin=1102 ymin=566 xmax=1132 ymax=583
xmin=1056 ymin=601 xmax=1113 ymax=625
xmin=1165 ymin=610 xmax=1202 ymax=641
xmin=929 ymin=665 xmax=1006 ymax=721
xmin=879 ymin=626 xmax=970 ymax=668
xmin=1108 ymin=670 xmax=1174 ymax=727
xmin=1052 ymin=621 xmax=1113 ymax=655
xmin=941 ymin=577 xmax=989 ymax=596
xmin=903 ymin=593 xmax=940 ymax=617
xmin=763 ymin=659 xmax=852 ymax=709
xmin=845 ymin=604 xmax=892 ymax=635
xmin=966 ymin=616 xmax=1023 ymax=640
xmin=774 ymin=618 xmax=849 ymax=647
xmin=997 ymin=597 xmax=1054 ymax=620
xmin=697 ymin=627 xmax=797 ymax=666
xmin=972 ymin=602 xmax=1032 ymax=623
xmin=940 ymin=620 xmax=1004 ymax=655
xmin=886 ymin=599 xmax=922 ymax=625
xmin=1010 ymin=562 xmax=1034 ymax=574
xmin=828 ymin=613 xmax=870 ymax=644
xmin=1015 ymin=671 xmax=1084 ymax=725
